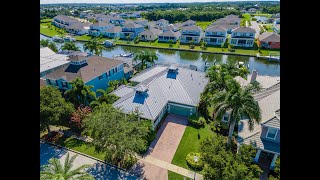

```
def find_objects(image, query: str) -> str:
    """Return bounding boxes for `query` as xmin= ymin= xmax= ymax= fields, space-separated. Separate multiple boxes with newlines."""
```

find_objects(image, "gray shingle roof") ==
xmin=206 ymin=26 xmax=227 ymax=32
xmin=91 ymin=21 xmax=112 ymax=27
xmin=238 ymin=132 xmax=280 ymax=154
xmin=113 ymin=65 xmax=208 ymax=120
xmin=54 ymin=15 xmax=78 ymax=23
xmin=259 ymin=32 xmax=280 ymax=42
xmin=232 ymin=27 xmax=256 ymax=33
xmin=139 ymin=28 xmax=162 ymax=36
xmin=182 ymin=25 xmax=202 ymax=31
xmin=122 ymin=23 xmax=143 ymax=29
xmin=182 ymin=20 xmax=196 ymax=26
xmin=159 ymin=30 xmax=181 ymax=38
xmin=262 ymin=116 xmax=280 ymax=129
xmin=104 ymin=26 xmax=122 ymax=33
xmin=66 ymin=22 xmax=90 ymax=30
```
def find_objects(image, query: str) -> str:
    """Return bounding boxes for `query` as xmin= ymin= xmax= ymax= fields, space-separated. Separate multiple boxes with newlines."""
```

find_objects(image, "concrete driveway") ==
xmin=132 ymin=114 xmax=188 ymax=180
xmin=251 ymin=21 xmax=260 ymax=38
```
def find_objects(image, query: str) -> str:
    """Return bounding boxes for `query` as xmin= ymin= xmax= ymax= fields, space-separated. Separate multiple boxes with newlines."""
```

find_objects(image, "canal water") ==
xmin=40 ymin=34 xmax=280 ymax=76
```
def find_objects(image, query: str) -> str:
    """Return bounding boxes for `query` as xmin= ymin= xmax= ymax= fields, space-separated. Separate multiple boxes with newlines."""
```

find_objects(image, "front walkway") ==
xmin=131 ymin=114 xmax=192 ymax=180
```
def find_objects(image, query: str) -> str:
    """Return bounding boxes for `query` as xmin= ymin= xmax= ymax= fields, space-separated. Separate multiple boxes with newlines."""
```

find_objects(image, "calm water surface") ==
xmin=40 ymin=34 xmax=280 ymax=76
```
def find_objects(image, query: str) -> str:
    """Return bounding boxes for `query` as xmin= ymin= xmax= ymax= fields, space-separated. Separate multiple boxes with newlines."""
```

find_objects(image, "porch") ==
xmin=254 ymin=149 xmax=279 ymax=180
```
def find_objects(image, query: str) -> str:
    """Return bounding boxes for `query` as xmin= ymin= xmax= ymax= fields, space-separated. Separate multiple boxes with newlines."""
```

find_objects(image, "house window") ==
xmin=115 ymin=67 xmax=118 ymax=73
xmin=266 ymin=127 xmax=278 ymax=139
xmin=98 ymin=75 xmax=103 ymax=80
xmin=249 ymin=33 xmax=254 ymax=37
xmin=109 ymin=70 xmax=111 ymax=76
xmin=106 ymin=72 xmax=109 ymax=78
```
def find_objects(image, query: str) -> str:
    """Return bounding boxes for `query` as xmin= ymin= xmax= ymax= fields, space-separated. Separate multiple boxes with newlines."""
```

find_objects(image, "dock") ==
xmin=256 ymin=53 xmax=280 ymax=62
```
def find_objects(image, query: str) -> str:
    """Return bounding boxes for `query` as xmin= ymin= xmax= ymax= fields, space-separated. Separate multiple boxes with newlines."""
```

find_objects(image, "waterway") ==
xmin=41 ymin=34 xmax=280 ymax=76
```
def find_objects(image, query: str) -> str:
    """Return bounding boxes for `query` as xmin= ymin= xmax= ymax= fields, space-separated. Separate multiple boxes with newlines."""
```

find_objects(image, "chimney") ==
xmin=250 ymin=70 xmax=258 ymax=83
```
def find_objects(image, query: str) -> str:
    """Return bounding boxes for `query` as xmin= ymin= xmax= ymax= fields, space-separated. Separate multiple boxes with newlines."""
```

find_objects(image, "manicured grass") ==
xmin=263 ymin=25 xmax=274 ymax=32
xmin=56 ymin=136 xmax=106 ymax=161
xmin=241 ymin=13 xmax=252 ymax=26
xmin=40 ymin=22 xmax=66 ymax=37
xmin=196 ymin=21 xmax=212 ymax=30
xmin=171 ymin=123 xmax=215 ymax=174
xmin=75 ymin=34 xmax=92 ymax=41
xmin=168 ymin=171 xmax=191 ymax=180
xmin=252 ymin=13 xmax=272 ymax=18
xmin=40 ymin=18 xmax=53 ymax=23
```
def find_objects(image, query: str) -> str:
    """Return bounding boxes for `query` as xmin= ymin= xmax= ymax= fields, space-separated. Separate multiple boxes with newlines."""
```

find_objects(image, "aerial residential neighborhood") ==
xmin=40 ymin=1 xmax=280 ymax=180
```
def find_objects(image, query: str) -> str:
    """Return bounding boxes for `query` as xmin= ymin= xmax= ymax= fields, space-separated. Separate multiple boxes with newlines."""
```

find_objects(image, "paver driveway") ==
xmin=132 ymin=114 xmax=188 ymax=180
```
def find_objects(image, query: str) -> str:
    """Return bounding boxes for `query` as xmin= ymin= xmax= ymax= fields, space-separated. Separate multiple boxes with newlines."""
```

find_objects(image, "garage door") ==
xmin=168 ymin=104 xmax=193 ymax=117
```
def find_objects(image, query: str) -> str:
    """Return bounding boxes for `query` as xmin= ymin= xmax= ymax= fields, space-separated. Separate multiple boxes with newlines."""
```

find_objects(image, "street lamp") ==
xmin=194 ymin=155 xmax=198 ymax=180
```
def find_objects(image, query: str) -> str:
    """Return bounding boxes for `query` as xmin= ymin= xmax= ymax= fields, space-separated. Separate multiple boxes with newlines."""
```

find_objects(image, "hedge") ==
xmin=186 ymin=152 xmax=203 ymax=169
xmin=188 ymin=115 xmax=205 ymax=127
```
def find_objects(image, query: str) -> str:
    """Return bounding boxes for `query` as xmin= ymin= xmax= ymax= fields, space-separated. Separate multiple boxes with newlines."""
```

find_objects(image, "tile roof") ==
xmin=262 ymin=116 xmax=280 ymax=129
xmin=259 ymin=32 xmax=280 ymax=42
xmin=113 ymin=65 xmax=208 ymax=120
xmin=44 ymin=55 xmax=123 ymax=83
xmin=238 ymin=132 xmax=280 ymax=154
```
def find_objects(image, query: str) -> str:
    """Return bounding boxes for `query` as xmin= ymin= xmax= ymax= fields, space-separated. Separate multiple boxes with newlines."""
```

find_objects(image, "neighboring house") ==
xmin=138 ymin=28 xmax=163 ymax=41
xmin=237 ymin=82 xmax=280 ymax=170
xmin=102 ymin=26 xmax=122 ymax=38
xmin=163 ymin=24 xmax=179 ymax=32
xmin=180 ymin=25 xmax=203 ymax=44
xmin=52 ymin=15 xmax=79 ymax=28
xmin=94 ymin=14 xmax=112 ymax=22
xmin=271 ymin=13 xmax=280 ymax=18
xmin=212 ymin=14 xmax=241 ymax=33
xmin=146 ymin=21 xmax=156 ymax=29
xmin=158 ymin=30 xmax=181 ymax=43
xmin=65 ymin=22 xmax=91 ymax=35
xmin=203 ymin=26 xmax=227 ymax=45
xmin=113 ymin=56 xmax=135 ymax=80
xmin=273 ymin=18 xmax=280 ymax=25
xmin=40 ymin=47 xmax=70 ymax=78
xmin=248 ymin=8 xmax=257 ymax=14
xmin=230 ymin=27 xmax=256 ymax=47
xmin=273 ymin=24 xmax=280 ymax=34
xmin=182 ymin=20 xmax=196 ymax=27
xmin=110 ymin=16 xmax=126 ymax=25
xmin=134 ymin=19 xmax=149 ymax=27
xmin=120 ymin=23 xmax=145 ymax=40
xmin=112 ymin=65 xmax=209 ymax=128
xmin=44 ymin=54 xmax=125 ymax=92
xmin=235 ymin=70 xmax=280 ymax=90
xmin=258 ymin=32 xmax=280 ymax=49
xmin=88 ymin=21 xmax=114 ymax=36
xmin=155 ymin=19 xmax=169 ymax=29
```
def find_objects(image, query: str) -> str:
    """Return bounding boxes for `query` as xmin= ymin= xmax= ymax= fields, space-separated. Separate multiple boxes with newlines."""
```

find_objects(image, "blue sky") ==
xmin=40 ymin=0 xmax=278 ymax=4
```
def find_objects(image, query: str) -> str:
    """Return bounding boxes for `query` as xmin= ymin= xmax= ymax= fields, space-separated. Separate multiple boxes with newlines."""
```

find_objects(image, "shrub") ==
xmin=134 ymin=37 xmax=140 ymax=44
xmin=169 ymin=44 xmax=173 ymax=48
xmin=188 ymin=115 xmax=205 ymax=127
xmin=252 ymin=17 xmax=257 ymax=21
xmin=189 ymin=45 xmax=195 ymax=49
xmin=186 ymin=152 xmax=203 ymax=169
xmin=42 ymin=131 xmax=63 ymax=143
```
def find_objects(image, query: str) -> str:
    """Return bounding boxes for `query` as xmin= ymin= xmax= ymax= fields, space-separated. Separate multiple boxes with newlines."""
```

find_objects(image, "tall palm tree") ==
xmin=133 ymin=50 xmax=158 ymax=70
xmin=61 ymin=42 xmax=80 ymax=51
xmin=64 ymin=78 xmax=96 ymax=107
xmin=83 ymin=38 xmax=104 ymax=56
xmin=40 ymin=153 xmax=94 ymax=180
xmin=89 ymin=88 xmax=119 ymax=109
xmin=211 ymin=79 xmax=261 ymax=146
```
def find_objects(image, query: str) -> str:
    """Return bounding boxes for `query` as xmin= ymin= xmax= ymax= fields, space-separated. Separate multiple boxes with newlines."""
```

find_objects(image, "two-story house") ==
xmin=182 ymin=20 xmax=196 ymax=27
xmin=138 ymin=28 xmax=163 ymax=41
xmin=88 ymin=21 xmax=114 ymax=36
xmin=52 ymin=15 xmax=79 ymax=28
xmin=155 ymin=19 xmax=169 ymax=29
xmin=211 ymin=15 xmax=241 ymax=34
xmin=230 ymin=27 xmax=256 ymax=47
xmin=102 ymin=26 xmax=122 ymax=38
xmin=43 ymin=54 xmax=125 ymax=92
xmin=203 ymin=26 xmax=227 ymax=45
xmin=120 ymin=23 xmax=145 ymax=40
xmin=163 ymin=24 xmax=180 ymax=32
xmin=158 ymin=30 xmax=181 ymax=43
xmin=110 ymin=16 xmax=126 ymax=26
xmin=258 ymin=32 xmax=280 ymax=49
xmin=65 ymin=22 xmax=91 ymax=35
xmin=237 ymin=83 xmax=280 ymax=170
xmin=180 ymin=25 xmax=203 ymax=44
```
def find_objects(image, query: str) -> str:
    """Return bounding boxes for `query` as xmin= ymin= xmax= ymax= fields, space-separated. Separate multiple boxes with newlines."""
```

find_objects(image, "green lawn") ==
xmin=40 ymin=22 xmax=66 ymax=37
xmin=241 ymin=13 xmax=252 ymax=26
xmin=168 ymin=171 xmax=191 ymax=180
xmin=171 ymin=123 xmax=215 ymax=174
xmin=252 ymin=13 xmax=272 ymax=18
xmin=263 ymin=25 xmax=274 ymax=32
xmin=75 ymin=34 xmax=92 ymax=41
xmin=196 ymin=21 xmax=212 ymax=31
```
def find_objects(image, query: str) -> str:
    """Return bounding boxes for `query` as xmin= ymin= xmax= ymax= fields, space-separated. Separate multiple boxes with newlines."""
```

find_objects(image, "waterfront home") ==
xmin=230 ymin=27 xmax=256 ymax=47
xmin=212 ymin=15 xmax=241 ymax=33
xmin=146 ymin=21 xmax=156 ymax=29
xmin=134 ymin=19 xmax=149 ymax=27
xmin=163 ymin=24 xmax=180 ymax=32
xmin=102 ymin=26 xmax=122 ymax=38
xmin=235 ymin=70 xmax=280 ymax=90
xmin=180 ymin=25 xmax=203 ymax=44
xmin=182 ymin=20 xmax=196 ymax=27
xmin=110 ymin=16 xmax=126 ymax=25
xmin=43 ymin=54 xmax=125 ymax=92
xmin=65 ymin=22 xmax=91 ymax=35
xmin=88 ymin=21 xmax=114 ymax=36
xmin=52 ymin=15 xmax=79 ymax=28
xmin=112 ymin=65 xmax=208 ymax=128
xmin=112 ymin=56 xmax=135 ymax=79
xmin=203 ymin=26 xmax=227 ymax=45
xmin=40 ymin=47 xmax=69 ymax=78
xmin=158 ymin=30 xmax=181 ymax=43
xmin=237 ymin=82 xmax=280 ymax=170
xmin=155 ymin=19 xmax=169 ymax=29
xmin=273 ymin=24 xmax=280 ymax=34
xmin=258 ymin=32 xmax=280 ymax=49
xmin=120 ymin=23 xmax=145 ymax=40
xmin=138 ymin=28 xmax=163 ymax=41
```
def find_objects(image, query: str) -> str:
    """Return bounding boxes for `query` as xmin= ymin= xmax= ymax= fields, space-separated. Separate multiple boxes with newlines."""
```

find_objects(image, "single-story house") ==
xmin=158 ymin=30 xmax=181 ymax=43
xmin=112 ymin=65 xmax=208 ymax=128
xmin=258 ymin=32 xmax=280 ymax=49
xmin=138 ymin=28 xmax=163 ymax=41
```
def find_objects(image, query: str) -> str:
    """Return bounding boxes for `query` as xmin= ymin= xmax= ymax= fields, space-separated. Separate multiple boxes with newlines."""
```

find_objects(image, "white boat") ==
xmin=64 ymin=36 xmax=75 ymax=42
xmin=103 ymin=40 xmax=114 ymax=47
xmin=52 ymin=35 xmax=64 ymax=43
xmin=120 ymin=53 xmax=133 ymax=57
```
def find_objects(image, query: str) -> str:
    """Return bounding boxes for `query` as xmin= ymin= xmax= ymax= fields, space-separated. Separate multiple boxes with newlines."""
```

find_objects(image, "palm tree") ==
xmin=83 ymin=38 xmax=104 ymax=56
xmin=211 ymin=79 xmax=261 ymax=146
xmin=64 ymin=78 xmax=96 ymax=107
xmin=133 ymin=50 xmax=158 ymax=70
xmin=89 ymin=88 xmax=119 ymax=109
xmin=40 ymin=153 xmax=94 ymax=180
xmin=61 ymin=42 xmax=80 ymax=51
xmin=108 ymin=80 xmax=119 ymax=91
